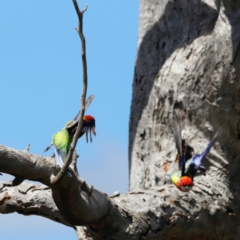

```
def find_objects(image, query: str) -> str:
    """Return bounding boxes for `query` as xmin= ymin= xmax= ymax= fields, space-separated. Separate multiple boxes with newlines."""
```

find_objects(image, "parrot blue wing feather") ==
xmin=187 ymin=126 xmax=223 ymax=177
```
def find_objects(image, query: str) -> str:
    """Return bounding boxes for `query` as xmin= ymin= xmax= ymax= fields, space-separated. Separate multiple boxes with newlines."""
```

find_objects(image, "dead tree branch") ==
xmin=0 ymin=145 xmax=131 ymax=238
xmin=0 ymin=182 xmax=73 ymax=228
xmin=51 ymin=0 xmax=89 ymax=184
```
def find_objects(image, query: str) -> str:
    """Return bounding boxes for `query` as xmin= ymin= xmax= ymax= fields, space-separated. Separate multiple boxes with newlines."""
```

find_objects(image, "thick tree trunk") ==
xmin=129 ymin=0 xmax=240 ymax=238
xmin=1 ymin=0 xmax=240 ymax=239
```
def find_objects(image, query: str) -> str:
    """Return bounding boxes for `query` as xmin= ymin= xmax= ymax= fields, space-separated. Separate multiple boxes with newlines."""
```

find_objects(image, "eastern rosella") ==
xmin=45 ymin=95 xmax=96 ymax=167
xmin=52 ymin=115 xmax=96 ymax=168
xmin=65 ymin=113 xmax=96 ymax=142
xmin=169 ymin=121 xmax=222 ymax=192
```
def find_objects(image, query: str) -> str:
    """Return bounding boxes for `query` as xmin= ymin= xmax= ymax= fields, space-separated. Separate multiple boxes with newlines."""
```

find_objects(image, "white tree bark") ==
xmin=0 ymin=182 xmax=72 ymax=227
xmin=128 ymin=0 xmax=240 ymax=238
xmin=1 ymin=0 xmax=240 ymax=239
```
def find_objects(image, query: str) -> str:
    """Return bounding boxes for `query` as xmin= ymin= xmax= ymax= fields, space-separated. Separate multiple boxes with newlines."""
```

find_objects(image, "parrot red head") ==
xmin=83 ymin=115 xmax=95 ymax=122
xmin=176 ymin=176 xmax=193 ymax=192
xmin=83 ymin=115 xmax=96 ymax=142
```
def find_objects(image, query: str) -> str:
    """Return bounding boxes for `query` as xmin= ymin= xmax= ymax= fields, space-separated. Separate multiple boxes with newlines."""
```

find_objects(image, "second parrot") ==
xmin=169 ymin=120 xmax=223 ymax=192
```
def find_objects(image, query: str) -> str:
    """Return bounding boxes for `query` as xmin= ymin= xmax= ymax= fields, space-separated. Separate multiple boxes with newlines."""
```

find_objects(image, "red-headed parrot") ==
xmin=52 ymin=115 xmax=96 ymax=167
xmin=45 ymin=95 xmax=96 ymax=167
xmin=169 ymin=121 xmax=222 ymax=192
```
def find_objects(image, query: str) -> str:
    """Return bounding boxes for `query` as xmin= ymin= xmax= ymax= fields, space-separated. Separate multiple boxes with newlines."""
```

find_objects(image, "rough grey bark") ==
xmin=0 ymin=182 xmax=72 ymax=227
xmin=1 ymin=0 xmax=240 ymax=239
xmin=0 ymin=145 xmax=131 ymax=239
xmin=129 ymin=0 xmax=240 ymax=238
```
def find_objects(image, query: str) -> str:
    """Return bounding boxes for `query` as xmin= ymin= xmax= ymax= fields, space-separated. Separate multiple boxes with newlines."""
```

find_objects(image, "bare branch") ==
xmin=82 ymin=4 xmax=88 ymax=14
xmin=0 ymin=182 xmax=74 ymax=228
xmin=0 ymin=145 xmax=131 ymax=237
xmin=0 ymin=136 xmax=234 ymax=239
xmin=23 ymin=143 xmax=30 ymax=153
xmin=51 ymin=0 xmax=89 ymax=184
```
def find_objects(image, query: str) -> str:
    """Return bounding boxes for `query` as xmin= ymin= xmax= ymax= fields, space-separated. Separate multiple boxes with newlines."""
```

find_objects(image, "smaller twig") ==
xmin=82 ymin=4 xmax=88 ymax=13
xmin=24 ymin=143 xmax=30 ymax=152
xmin=51 ymin=0 xmax=88 ymax=184
xmin=111 ymin=191 xmax=120 ymax=198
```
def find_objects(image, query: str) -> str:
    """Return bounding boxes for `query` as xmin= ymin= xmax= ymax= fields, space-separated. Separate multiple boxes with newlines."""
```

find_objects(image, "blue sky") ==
xmin=0 ymin=1 xmax=138 ymax=239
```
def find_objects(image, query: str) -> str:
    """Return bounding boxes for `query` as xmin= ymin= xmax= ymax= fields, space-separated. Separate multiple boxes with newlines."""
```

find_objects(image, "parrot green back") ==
xmin=170 ymin=171 xmax=181 ymax=186
xmin=52 ymin=129 xmax=72 ymax=153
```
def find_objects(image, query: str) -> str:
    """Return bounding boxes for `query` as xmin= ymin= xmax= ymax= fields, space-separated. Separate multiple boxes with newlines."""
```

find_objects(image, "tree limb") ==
xmin=0 ymin=145 xmax=131 ymax=238
xmin=0 ymin=144 xmax=237 ymax=239
xmin=0 ymin=182 xmax=73 ymax=228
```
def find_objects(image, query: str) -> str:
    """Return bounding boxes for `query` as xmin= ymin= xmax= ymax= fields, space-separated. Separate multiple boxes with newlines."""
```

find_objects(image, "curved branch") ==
xmin=0 ymin=144 xmax=237 ymax=239
xmin=0 ymin=145 xmax=131 ymax=238
xmin=0 ymin=182 xmax=73 ymax=228
xmin=0 ymin=182 xmax=92 ymax=239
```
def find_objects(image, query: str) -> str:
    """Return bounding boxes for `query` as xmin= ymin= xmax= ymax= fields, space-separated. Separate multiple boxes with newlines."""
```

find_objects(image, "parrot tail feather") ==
xmin=54 ymin=149 xmax=64 ymax=168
